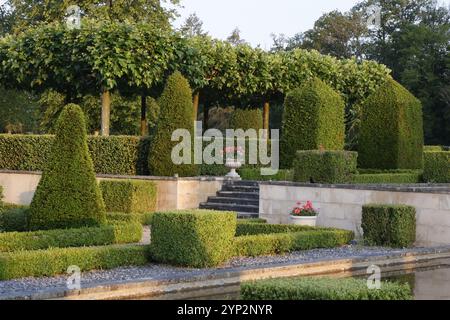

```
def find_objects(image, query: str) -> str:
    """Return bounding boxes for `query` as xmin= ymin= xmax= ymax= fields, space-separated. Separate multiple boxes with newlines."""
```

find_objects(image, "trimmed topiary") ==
xmin=280 ymin=78 xmax=345 ymax=168
xmin=359 ymin=79 xmax=424 ymax=169
xmin=423 ymin=151 xmax=450 ymax=183
xmin=148 ymin=71 xmax=198 ymax=177
xmin=292 ymin=150 xmax=358 ymax=184
xmin=361 ymin=204 xmax=416 ymax=248
xmin=29 ymin=104 xmax=107 ymax=230
xmin=229 ymin=109 xmax=263 ymax=131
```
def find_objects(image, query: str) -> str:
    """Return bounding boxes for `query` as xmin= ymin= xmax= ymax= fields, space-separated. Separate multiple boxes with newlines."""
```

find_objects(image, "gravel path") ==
xmin=1 ymin=245 xmax=449 ymax=298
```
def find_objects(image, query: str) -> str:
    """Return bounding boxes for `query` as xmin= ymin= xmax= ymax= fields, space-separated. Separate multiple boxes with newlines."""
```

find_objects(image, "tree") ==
xmin=29 ymin=104 xmax=107 ymax=230
xmin=148 ymin=71 xmax=197 ymax=177
xmin=227 ymin=27 xmax=247 ymax=46
xmin=180 ymin=13 xmax=207 ymax=38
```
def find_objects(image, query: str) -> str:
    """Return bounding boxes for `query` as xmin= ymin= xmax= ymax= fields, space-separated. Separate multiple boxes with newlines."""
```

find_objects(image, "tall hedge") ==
xmin=423 ymin=151 xmax=450 ymax=183
xmin=29 ymin=104 xmax=107 ymax=230
xmin=229 ymin=109 xmax=263 ymax=131
xmin=148 ymin=72 xmax=198 ymax=177
xmin=359 ymin=79 xmax=424 ymax=169
xmin=280 ymin=78 xmax=345 ymax=168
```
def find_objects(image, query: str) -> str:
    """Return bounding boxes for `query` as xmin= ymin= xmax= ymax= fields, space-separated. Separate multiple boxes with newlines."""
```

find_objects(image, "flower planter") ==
xmin=225 ymin=159 xmax=242 ymax=179
xmin=289 ymin=215 xmax=317 ymax=227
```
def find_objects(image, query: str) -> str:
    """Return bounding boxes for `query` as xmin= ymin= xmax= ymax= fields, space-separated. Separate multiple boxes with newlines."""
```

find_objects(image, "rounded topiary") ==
xmin=148 ymin=71 xmax=198 ymax=177
xmin=229 ymin=108 xmax=263 ymax=131
xmin=29 ymin=104 xmax=107 ymax=230
xmin=280 ymin=78 xmax=345 ymax=168
xmin=358 ymin=79 xmax=423 ymax=169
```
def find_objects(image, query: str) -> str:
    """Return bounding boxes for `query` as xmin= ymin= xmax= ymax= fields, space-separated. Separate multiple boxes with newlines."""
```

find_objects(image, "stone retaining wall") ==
xmin=260 ymin=182 xmax=450 ymax=247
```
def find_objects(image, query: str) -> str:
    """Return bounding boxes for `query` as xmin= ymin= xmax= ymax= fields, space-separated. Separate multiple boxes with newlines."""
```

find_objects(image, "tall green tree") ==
xmin=180 ymin=13 xmax=207 ymax=38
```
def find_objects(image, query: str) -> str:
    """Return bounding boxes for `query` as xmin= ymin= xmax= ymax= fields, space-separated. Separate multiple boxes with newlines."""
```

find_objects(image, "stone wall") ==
xmin=0 ymin=171 xmax=224 ymax=211
xmin=260 ymin=182 xmax=450 ymax=247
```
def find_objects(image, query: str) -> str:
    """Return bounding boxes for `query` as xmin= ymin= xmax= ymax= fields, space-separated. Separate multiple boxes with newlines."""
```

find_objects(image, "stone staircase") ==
xmin=199 ymin=180 xmax=260 ymax=219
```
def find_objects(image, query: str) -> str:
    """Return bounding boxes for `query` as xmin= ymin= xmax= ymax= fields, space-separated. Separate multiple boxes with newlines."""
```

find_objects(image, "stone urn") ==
xmin=225 ymin=159 xmax=242 ymax=179
xmin=289 ymin=215 xmax=317 ymax=227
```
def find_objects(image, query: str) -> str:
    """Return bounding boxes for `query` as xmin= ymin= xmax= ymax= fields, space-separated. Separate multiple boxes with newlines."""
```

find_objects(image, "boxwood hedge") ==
xmin=229 ymin=109 xmax=263 ymax=131
xmin=362 ymin=204 xmax=416 ymax=248
xmin=241 ymin=277 xmax=412 ymax=300
xmin=359 ymin=79 xmax=424 ymax=170
xmin=280 ymin=78 xmax=345 ymax=168
xmin=100 ymin=179 xmax=157 ymax=213
xmin=150 ymin=210 xmax=237 ymax=268
xmin=423 ymin=151 xmax=450 ymax=183
xmin=353 ymin=172 xmax=422 ymax=184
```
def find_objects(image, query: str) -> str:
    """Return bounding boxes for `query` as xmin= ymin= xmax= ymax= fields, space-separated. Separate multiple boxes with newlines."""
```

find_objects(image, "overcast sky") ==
xmin=173 ymin=0 xmax=450 ymax=49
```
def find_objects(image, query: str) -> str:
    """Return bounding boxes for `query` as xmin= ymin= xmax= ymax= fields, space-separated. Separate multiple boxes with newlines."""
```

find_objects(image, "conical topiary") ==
xmin=29 ymin=104 xmax=107 ymax=230
xmin=148 ymin=71 xmax=198 ymax=177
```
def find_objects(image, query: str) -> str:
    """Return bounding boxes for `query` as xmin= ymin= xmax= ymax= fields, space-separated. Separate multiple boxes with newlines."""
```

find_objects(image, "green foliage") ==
xmin=148 ymin=71 xmax=198 ymax=177
xmin=236 ymin=222 xmax=318 ymax=236
xmin=0 ymin=222 xmax=142 ymax=252
xmin=423 ymin=151 xmax=450 ymax=183
xmin=238 ymin=168 xmax=293 ymax=181
xmin=280 ymin=78 xmax=345 ymax=168
xmin=293 ymin=150 xmax=358 ymax=183
xmin=362 ymin=204 xmax=416 ymax=248
xmin=0 ymin=207 xmax=29 ymax=232
xmin=241 ymin=277 xmax=412 ymax=300
xmin=0 ymin=244 xmax=149 ymax=280
xmin=0 ymin=87 xmax=39 ymax=133
xmin=359 ymin=79 xmax=424 ymax=169
xmin=353 ymin=172 xmax=422 ymax=184
xmin=29 ymin=104 xmax=107 ymax=230
xmin=106 ymin=212 xmax=154 ymax=226
xmin=0 ymin=134 xmax=151 ymax=175
xmin=424 ymin=146 xmax=443 ymax=152
xmin=233 ymin=229 xmax=354 ymax=257
xmin=150 ymin=210 xmax=237 ymax=268
xmin=229 ymin=109 xmax=263 ymax=131
xmin=100 ymin=180 xmax=157 ymax=213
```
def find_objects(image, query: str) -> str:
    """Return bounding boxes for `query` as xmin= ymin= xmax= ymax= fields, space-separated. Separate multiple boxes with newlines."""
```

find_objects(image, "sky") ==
xmin=173 ymin=0 xmax=363 ymax=49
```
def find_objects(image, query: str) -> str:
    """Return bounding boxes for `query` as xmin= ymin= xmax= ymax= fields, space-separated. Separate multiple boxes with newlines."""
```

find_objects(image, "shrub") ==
xmin=359 ymin=79 xmax=424 ymax=169
xmin=100 ymin=179 xmax=157 ymax=213
xmin=423 ymin=151 xmax=450 ymax=183
xmin=150 ymin=210 xmax=237 ymax=268
xmin=0 ymin=244 xmax=148 ymax=280
xmin=238 ymin=168 xmax=293 ymax=181
xmin=424 ymin=146 xmax=443 ymax=152
xmin=0 ymin=207 xmax=29 ymax=232
xmin=236 ymin=222 xmax=317 ymax=236
xmin=229 ymin=109 xmax=263 ymax=131
xmin=148 ymin=72 xmax=198 ymax=177
xmin=241 ymin=277 xmax=412 ymax=300
xmin=292 ymin=150 xmax=358 ymax=183
xmin=0 ymin=222 xmax=142 ymax=252
xmin=280 ymin=78 xmax=345 ymax=168
xmin=361 ymin=204 xmax=416 ymax=248
xmin=353 ymin=172 xmax=422 ymax=184
xmin=106 ymin=212 xmax=154 ymax=226
xmin=233 ymin=229 xmax=354 ymax=257
xmin=237 ymin=218 xmax=267 ymax=225
xmin=29 ymin=104 xmax=107 ymax=230
xmin=0 ymin=134 xmax=152 ymax=175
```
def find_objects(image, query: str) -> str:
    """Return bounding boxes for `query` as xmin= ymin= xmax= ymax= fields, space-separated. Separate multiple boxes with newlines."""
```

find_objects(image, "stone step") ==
xmin=216 ymin=191 xmax=259 ymax=200
xmin=226 ymin=180 xmax=260 ymax=187
xmin=199 ymin=202 xmax=259 ymax=213
xmin=236 ymin=212 xmax=260 ymax=219
xmin=206 ymin=196 xmax=259 ymax=206
xmin=222 ymin=184 xmax=259 ymax=193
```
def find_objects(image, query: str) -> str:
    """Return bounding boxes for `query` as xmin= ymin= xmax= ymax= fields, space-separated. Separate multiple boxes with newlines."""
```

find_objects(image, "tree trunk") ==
xmin=263 ymin=101 xmax=270 ymax=138
xmin=193 ymin=91 xmax=200 ymax=122
xmin=140 ymin=94 xmax=147 ymax=136
xmin=101 ymin=90 xmax=111 ymax=136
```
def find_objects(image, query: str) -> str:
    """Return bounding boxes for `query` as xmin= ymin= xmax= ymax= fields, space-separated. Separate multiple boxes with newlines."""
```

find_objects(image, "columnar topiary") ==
xmin=280 ymin=78 xmax=345 ymax=168
xmin=148 ymin=71 xmax=198 ymax=177
xmin=29 ymin=104 xmax=107 ymax=230
xmin=229 ymin=109 xmax=263 ymax=131
xmin=358 ymin=79 xmax=424 ymax=169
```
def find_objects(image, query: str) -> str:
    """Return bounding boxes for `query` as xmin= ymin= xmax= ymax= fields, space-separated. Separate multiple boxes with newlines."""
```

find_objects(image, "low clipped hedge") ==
xmin=150 ymin=210 xmax=237 ymax=268
xmin=0 ymin=222 xmax=142 ymax=252
xmin=423 ymin=151 xmax=450 ymax=183
xmin=106 ymin=212 xmax=154 ymax=226
xmin=0 ymin=244 xmax=149 ymax=280
xmin=361 ymin=204 xmax=416 ymax=248
xmin=293 ymin=150 xmax=358 ymax=184
xmin=238 ymin=168 xmax=293 ymax=182
xmin=233 ymin=229 xmax=354 ymax=257
xmin=241 ymin=277 xmax=412 ymax=300
xmin=353 ymin=172 xmax=422 ymax=184
xmin=0 ymin=207 xmax=29 ymax=232
xmin=100 ymin=179 xmax=157 ymax=213
xmin=0 ymin=134 xmax=151 ymax=175
xmin=236 ymin=222 xmax=317 ymax=236
xmin=424 ymin=146 xmax=443 ymax=152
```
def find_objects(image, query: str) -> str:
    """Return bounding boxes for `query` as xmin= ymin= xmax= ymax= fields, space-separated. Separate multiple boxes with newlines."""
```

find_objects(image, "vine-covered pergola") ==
xmin=0 ymin=20 xmax=391 ymax=136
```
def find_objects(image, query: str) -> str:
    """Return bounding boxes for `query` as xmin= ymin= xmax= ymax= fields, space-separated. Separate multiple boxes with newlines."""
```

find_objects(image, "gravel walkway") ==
xmin=1 ymin=245 xmax=450 ymax=298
